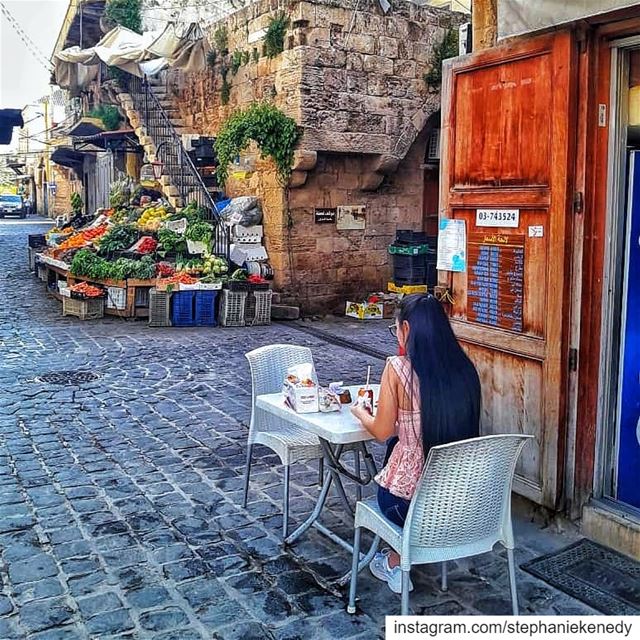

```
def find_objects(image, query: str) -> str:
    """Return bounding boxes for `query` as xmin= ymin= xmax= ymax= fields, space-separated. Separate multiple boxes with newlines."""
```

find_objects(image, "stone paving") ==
xmin=0 ymin=219 xmax=597 ymax=640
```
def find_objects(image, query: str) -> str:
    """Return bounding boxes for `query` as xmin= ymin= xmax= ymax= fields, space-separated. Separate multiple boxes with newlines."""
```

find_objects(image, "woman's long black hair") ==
xmin=398 ymin=294 xmax=481 ymax=454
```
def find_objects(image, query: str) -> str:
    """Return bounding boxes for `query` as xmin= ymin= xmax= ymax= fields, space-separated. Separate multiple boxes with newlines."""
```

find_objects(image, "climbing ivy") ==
xmin=105 ymin=0 xmax=142 ymax=34
xmin=220 ymin=67 xmax=230 ymax=105
xmin=424 ymin=29 xmax=459 ymax=88
xmin=230 ymin=51 xmax=243 ymax=76
xmin=89 ymin=104 xmax=122 ymax=131
xmin=264 ymin=12 xmax=289 ymax=58
xmin=213 ymin=26 xmax=229 ymax=55
xmin=214 ymin=103 xmax=300 ymax=186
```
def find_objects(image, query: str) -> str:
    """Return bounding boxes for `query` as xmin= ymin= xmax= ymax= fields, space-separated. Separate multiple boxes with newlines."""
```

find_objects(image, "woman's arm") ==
xmin=351 ymin=362 xmax=398 ymax=441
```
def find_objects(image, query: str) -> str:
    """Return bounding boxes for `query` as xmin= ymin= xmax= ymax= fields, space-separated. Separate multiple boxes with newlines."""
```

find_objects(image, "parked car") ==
xmin=0 ymin=194 xmax=26 ymax=218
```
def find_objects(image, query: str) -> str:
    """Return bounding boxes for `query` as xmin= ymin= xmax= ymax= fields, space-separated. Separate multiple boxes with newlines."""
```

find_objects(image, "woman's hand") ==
xmin=350 ymin=404 xmax=370 ymax=423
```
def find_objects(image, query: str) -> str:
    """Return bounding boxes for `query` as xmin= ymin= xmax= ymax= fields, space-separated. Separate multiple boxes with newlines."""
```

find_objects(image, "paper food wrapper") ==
xmin=283 ymin=363 xmax=319 ymax=413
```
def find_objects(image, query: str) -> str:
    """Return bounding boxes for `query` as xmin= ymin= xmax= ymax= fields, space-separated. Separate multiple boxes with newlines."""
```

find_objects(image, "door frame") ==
xmin=595 ymin=35 xmax=640 ymax=514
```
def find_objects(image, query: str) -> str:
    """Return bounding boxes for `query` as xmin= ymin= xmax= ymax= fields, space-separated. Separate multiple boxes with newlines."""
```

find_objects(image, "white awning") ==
xmin=54 ymin=23 xmax=209 ymax=91
xmin=499 ymin=0 xmax=638 ymax=39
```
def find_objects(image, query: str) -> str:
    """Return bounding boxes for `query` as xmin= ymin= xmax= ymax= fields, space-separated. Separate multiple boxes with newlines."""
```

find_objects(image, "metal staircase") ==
xmin=115 ymin=72 xmax=228 ymax=257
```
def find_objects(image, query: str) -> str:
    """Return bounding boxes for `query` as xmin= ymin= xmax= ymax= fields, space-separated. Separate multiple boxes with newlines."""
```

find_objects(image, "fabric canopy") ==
xmin=54 ymin=23 xmax=209 ymax=91
xmin=498 ymin=0 xmax=638 ymax=39
xmin=0 ymin=109 xmax=24 ymax=145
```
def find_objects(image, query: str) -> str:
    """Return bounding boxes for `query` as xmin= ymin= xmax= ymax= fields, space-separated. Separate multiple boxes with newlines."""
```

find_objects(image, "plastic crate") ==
xmin=388 ymin=243 xmax=432 ymax=256
xmin=219 ymin=290 xmax=247 ymax=327
xmin=62 ymin=297 xmax=104 ymax=320
xmin=149 ymin=290 xmax=171 ymax=327
xmin=225 ymin=281 xmax=249 ymax=291
xmin=171 ymin=291 xmax=196 ymax=327
xmin=106 ymin=287 xmax=127 ymax=310
xmin=195 ymin=291 xmax=218 ymax=327
xmin=245 ymin=290 xmax=272 ymax=326
xmin=28 ymin=233 xmax=47 ymax=248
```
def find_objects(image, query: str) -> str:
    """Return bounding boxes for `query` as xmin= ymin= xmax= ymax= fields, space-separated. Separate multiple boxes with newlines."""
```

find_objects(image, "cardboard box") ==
xmin=345 ymin=301 xmax=383 ymax=320
xmin=283 ymin=379 xmax=319 ymax=413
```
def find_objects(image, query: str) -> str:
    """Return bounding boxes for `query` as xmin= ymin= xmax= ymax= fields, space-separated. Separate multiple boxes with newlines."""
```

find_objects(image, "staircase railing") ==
xmin=122 ymin=73 xmax=228 ymax=257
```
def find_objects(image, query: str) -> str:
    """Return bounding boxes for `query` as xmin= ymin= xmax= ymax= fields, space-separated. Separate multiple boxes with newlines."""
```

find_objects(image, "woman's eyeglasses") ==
xmin=388 ymin=324 xmax=398 ymax=338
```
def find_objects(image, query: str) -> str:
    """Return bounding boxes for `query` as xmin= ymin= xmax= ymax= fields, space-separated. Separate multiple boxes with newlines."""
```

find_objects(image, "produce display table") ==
xmin=36 ymin=254 xmax=155 ymax=319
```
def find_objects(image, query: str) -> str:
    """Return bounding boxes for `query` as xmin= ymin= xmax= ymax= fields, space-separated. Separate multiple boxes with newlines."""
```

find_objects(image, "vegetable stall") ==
xmin=29 ymin=181 xmax=272 ymax=327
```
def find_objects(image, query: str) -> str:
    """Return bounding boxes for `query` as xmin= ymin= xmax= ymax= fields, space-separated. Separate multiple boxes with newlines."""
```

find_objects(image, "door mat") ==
xmin=521 ymin=538 xmax=640 ymax=615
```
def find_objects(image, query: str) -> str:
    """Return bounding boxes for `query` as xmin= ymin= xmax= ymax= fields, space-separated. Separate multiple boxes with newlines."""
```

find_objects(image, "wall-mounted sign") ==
xmin=528 ymin=225 xmax=544 ymax=238
xmin=337 ymin=205 xmax=366 ymax=230
xmin=314 ymin=207 xmax=337 ymax=224
xmin=476 ymin=209 xmax=519 ymax=228
xmin=467 ymin=233 xmax=525 ymax=333
xmin=437 ymin=218 xmax=466 ymax=272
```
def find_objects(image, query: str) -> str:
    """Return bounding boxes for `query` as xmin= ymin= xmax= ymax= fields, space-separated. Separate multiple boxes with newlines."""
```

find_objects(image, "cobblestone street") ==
xmin=0 ymin=219 xmax=597 ymax=640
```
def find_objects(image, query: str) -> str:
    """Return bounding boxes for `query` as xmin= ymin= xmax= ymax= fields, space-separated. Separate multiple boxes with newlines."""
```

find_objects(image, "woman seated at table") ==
xmin=351 ymin=293 xmax=481 ymax=594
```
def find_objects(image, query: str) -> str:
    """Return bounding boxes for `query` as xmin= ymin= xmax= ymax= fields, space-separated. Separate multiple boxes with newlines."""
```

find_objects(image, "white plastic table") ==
xmin=256 ymin=385 xmax=382 ymax=583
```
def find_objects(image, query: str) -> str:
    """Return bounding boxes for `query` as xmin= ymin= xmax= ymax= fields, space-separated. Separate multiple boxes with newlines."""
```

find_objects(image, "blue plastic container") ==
xmin=195 ymin=291 xmax=218 ymax=326
xmin=171 ymin=291 xmax=196 ymax=327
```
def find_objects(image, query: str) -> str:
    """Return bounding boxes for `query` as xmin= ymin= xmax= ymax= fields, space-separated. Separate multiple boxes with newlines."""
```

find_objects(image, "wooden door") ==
xmin=440 ymin=31 xmax=577 ymax=508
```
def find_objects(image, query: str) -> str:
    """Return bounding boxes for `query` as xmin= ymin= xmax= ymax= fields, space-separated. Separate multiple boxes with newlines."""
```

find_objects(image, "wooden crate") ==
xmin=62 ymin=297 xmax=104 ymax=320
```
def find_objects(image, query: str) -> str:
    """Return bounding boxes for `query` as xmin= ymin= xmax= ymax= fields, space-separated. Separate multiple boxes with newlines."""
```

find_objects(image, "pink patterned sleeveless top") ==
xmin=375 ymin=356 xmax=424 ymax=500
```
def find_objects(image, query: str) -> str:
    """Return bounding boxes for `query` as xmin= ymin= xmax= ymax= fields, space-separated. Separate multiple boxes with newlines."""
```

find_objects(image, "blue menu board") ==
xmin=467 ymin=233 xmax=525 ymax=332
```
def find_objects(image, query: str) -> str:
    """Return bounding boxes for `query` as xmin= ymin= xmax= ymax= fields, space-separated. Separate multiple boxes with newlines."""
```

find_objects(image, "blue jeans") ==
xmin=377 ymin=437 xmax=410 ymax=527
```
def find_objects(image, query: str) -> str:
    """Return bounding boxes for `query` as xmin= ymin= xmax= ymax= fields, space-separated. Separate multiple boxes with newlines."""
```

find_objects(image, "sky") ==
xmin=0 ymin=0 xmax=68 ymax=149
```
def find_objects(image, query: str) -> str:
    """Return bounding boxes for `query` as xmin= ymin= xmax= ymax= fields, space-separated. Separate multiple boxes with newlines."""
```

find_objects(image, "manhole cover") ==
xmin=36 ymin=370 xmax=101 ymax=385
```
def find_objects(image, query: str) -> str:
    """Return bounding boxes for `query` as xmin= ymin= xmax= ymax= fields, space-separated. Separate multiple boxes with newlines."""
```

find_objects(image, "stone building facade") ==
xmin=163 ymin=0 xmax=462 ymax=312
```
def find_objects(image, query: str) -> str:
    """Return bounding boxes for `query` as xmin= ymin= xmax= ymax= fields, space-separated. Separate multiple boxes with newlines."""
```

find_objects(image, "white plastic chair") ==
xmin=243 ymin=344 xmax=323 ymax=538
xmin=347 ymin=434 xmax=533 ymax=616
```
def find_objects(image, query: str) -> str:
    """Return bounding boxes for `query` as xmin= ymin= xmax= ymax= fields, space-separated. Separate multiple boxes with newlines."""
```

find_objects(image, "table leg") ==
xmin=284 ymin=471 xmax=333 ymax=546
xmin=354 ymin=450 xmax=362 ymax=502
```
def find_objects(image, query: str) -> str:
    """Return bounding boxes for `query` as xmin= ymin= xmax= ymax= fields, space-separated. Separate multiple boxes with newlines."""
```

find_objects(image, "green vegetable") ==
xmin=157 ymin=228 xmax=186 ymax=255
xmin=98 ymin=224 xmax=138 ymax=255
xmin=70 ymin=249 xmax=156 ymax=281
xmin=185 ymin=220 xmax=214 ymax=246
xmin=231 ymin=268 xmax=248 ymax=281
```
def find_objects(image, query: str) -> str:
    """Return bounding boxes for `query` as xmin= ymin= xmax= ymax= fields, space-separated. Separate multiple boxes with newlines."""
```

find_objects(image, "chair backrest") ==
xmin=401 ymin=434 xmax=532 ymax=567
xmin=245 ymin=344 xmax=314 ymax=438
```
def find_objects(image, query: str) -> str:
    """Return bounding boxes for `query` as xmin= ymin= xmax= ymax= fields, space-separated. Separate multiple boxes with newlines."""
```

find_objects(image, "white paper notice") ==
xmin=436 ymin=219 xmax=466 ymax=272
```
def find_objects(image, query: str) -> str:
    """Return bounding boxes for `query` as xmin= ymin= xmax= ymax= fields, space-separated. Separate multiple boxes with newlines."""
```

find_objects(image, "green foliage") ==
xmin=105 ymin=0 xmax=142 ymax=34
xmin=230 ymin=51 xmax=243 ymax=76
xmin=213 ymin=26 xmax=228 ymax=55
xmin=70 ymin=192 xmax=82 ymax=215
xmin=89 ymin=104 xmax=122 ymax=131
xmin=107 ymin=66 xmax=128 ymax=87
xmin=220 ymin=67 xmax=230 ymax=105
xmin=242 ymin=50 xmax=250 ymax=65
xmin=424 ymin=29 xmax=459 ymax=88
xmin=214 ymin=102 xmax=300 ymax=186
xmin=252 ymin=47 xmax=259 ymax=63
xmin=206 ymin=49 xmax=217 ymax=69
xmin=264 ymin=12 xmax=289 ymax=58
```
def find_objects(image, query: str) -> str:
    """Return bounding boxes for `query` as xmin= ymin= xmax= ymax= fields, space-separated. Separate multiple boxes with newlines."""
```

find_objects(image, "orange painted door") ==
xmin=440 ymin=32 xmax=577 ymax=508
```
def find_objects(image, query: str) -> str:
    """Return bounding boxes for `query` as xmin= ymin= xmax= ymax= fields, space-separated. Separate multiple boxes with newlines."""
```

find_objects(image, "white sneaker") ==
xmin=369 ymin=550 xmax=414 ymax=594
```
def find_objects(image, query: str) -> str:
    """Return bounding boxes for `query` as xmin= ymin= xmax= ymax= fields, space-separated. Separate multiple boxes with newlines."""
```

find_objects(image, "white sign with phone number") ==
xmin=476 ymin=209 xmax=520 ymax=228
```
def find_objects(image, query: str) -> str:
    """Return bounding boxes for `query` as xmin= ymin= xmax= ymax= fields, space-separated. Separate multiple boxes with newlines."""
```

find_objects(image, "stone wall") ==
xmin=282 ymin=130 xmax=430 ymax=311
xmin=164 ymin=0 xmax=460 ymax=313
xmin=50 ymin=166 xmax=80 ymax=217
